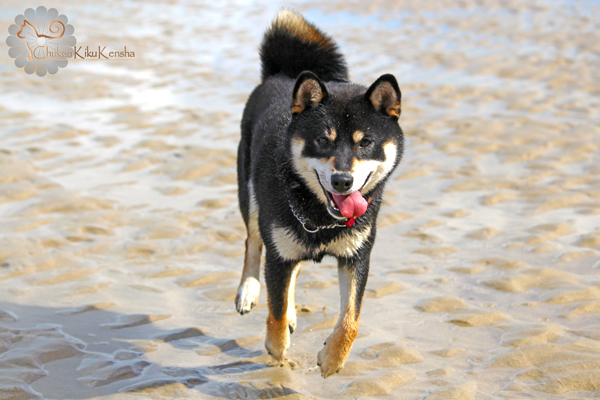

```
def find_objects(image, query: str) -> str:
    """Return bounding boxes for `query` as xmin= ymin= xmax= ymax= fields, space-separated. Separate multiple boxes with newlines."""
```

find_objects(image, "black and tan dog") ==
xmin=235 ymin=10 xmax=404 ymax=378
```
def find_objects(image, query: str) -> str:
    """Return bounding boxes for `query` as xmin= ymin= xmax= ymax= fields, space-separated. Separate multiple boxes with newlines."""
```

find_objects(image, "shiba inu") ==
xmin=235 ymin=10 xmax=404 ymax=378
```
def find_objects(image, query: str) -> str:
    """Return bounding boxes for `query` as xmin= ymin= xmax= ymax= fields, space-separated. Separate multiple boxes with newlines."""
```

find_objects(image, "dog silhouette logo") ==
xmin=6 ymin=6 xmax=76 ymax=76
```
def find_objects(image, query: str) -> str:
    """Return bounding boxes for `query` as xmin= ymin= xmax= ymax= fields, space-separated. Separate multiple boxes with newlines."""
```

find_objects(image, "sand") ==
xmin=1 ymin=0 xmax=599 ymax=399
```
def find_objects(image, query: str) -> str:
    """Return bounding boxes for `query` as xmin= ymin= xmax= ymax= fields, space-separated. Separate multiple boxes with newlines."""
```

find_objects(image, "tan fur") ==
xmin=292 ymin=79 xmax=325 ymax=115
xmin=287 ymin=263 xmax=301 ymax=332
xmin=291 ymin=104 xmax=303 ymax=115
xmin=264 ymin=262 xmax=300 ymax=361
xmin=369 ymin=81 xmax=400 ymax=118
xmin=265 ymin=309 xmax=290 ymax=362
xmin=244 ymin=182 xmax=262 ymax=266
xmin=236 ymin=180 xmax=263 ymax=314
xmin=293 ymin=136 xmax=396 ymax=197
xmin=327 ymin=129 xmax=337 ymax=141
xmin=271 ymin=223 xmax=371 ymax=260
xmin=271 ymin=226 xmax=305 ymax=260
xmin=359 ymin=141 xmax=398 ymax=194
xmin=318 ymin=317 xmax=359 ymax=376
xmin=352 ymin=130 xmax=365 ymax=144
xmin=271 ymin=10 xmax=332 ymax=50
xmin=387 ymin=103 xmax=401 ymax=118
xmin=318 ymin=267 xmax=360 ymax=377
xmin=241 ymin=235 xmax=261 ymax=281
xmin=291 ymin=138 xmax=331 ymax=205
xmin=324 ymin=225 xmax=372 ymax=257
xmin=292 ymin=137 xmax=380 ymax=200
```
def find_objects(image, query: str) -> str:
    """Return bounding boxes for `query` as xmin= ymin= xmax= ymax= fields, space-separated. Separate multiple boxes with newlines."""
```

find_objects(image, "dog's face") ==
xmin=289 ymin=72 xmax=403 ymax=220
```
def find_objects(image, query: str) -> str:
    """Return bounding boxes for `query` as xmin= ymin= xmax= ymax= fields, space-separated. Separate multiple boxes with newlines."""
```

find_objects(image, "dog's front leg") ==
xmin=264 ymin=252 xmax=300 ymax=363
xmin=317 ymin=256 xmax=369 ymax=378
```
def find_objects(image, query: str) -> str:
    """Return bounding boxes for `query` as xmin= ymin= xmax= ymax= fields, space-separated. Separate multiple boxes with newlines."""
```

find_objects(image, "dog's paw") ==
xmin=265 ymin=315 xmax=290 ymax=362
xmin=235 ymin=277 xmax=260 ymax=315
xmin=265 ymin=336 xmax=288 ymax=362
xmin=317 ymin=339 xmax=346 ymax=378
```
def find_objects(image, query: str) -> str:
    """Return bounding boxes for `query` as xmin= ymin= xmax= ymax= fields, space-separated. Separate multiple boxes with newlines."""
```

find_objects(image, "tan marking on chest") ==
xmin=271 ymin=226 xmax=306 ymax=260
xmin=324 ymin=226 xmax=372 ymax=257
xmin=271 ymin=224 xmax=371 ymax=260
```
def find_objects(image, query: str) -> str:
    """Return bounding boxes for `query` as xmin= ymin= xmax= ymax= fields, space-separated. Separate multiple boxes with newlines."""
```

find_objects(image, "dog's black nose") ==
xmin=331 ymin=173 xmax=353 ymax=193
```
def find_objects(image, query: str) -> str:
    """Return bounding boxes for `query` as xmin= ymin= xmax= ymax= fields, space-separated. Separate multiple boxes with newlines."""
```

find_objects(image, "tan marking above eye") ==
xmin=353 ymin=130 xmax=365 ymax=144
xmin=326 ymin=129 xmax=337 ymax=141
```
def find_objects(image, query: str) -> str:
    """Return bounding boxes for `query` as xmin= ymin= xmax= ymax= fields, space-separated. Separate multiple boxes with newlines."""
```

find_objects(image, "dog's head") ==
xmin=289 ymin=71 xmax=404 ymax=220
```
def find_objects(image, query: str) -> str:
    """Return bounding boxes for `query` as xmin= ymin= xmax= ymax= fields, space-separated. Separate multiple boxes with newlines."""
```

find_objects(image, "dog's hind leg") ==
xmin=264 ymin=255 xmax=300 ymax=362
xmin=317 ymin=256 xmax=370 ymax=378
xmin=235 ymin=181 xmax=262 ymax=315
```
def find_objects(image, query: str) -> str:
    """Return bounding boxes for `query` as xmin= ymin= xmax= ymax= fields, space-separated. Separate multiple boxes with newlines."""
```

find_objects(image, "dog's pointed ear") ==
xmin=365 ymin=74 xmax=401 ymax=119
xmin=291 ymin=71 xmax=328 ymax=115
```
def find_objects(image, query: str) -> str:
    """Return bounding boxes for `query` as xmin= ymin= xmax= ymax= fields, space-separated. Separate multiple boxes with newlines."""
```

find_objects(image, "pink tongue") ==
xmin=331 ymin=191 xmax=368 ymax=218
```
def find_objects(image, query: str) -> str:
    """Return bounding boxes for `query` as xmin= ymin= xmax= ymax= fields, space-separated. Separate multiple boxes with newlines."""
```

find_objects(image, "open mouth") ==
xmin=316 ymin=172 xmax=372 ymax=220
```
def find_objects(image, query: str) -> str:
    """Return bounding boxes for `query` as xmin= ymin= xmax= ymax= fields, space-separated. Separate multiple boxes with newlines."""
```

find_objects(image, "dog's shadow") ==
xmin=0 ymin=301 xmax=301 ymax=399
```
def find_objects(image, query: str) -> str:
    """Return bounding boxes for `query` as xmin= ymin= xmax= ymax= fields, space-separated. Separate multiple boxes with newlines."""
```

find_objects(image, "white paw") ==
xmin=235 ymin=277 xmax=260 ymax=315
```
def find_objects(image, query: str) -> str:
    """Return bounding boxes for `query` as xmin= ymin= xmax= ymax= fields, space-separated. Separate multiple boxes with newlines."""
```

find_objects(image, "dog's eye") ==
xmin=316 ymin=137 xmax=329 ymax=147
xmin=359 ymin=138 xmax=372 ymax=148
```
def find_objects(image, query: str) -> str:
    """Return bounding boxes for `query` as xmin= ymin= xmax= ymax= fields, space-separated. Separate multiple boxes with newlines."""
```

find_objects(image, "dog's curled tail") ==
xmin=260 ymin=10 xmax=348 ymax=83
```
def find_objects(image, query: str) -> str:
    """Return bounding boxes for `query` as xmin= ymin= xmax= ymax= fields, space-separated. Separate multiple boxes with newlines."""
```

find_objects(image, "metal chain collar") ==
xmin=287 ymin=199 xmax=346 ymax=233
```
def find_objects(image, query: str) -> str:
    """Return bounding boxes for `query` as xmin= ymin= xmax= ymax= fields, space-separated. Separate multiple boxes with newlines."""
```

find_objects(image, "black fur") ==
xmin=260 ymin=12 xmax=348 ymax=82
xmin=236 ymin=10 xmax=404 ymax=376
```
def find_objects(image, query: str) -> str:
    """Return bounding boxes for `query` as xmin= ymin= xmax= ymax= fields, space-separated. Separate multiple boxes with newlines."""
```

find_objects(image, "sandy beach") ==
xmin=1 ymin=0 xmax=600 ymax=398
